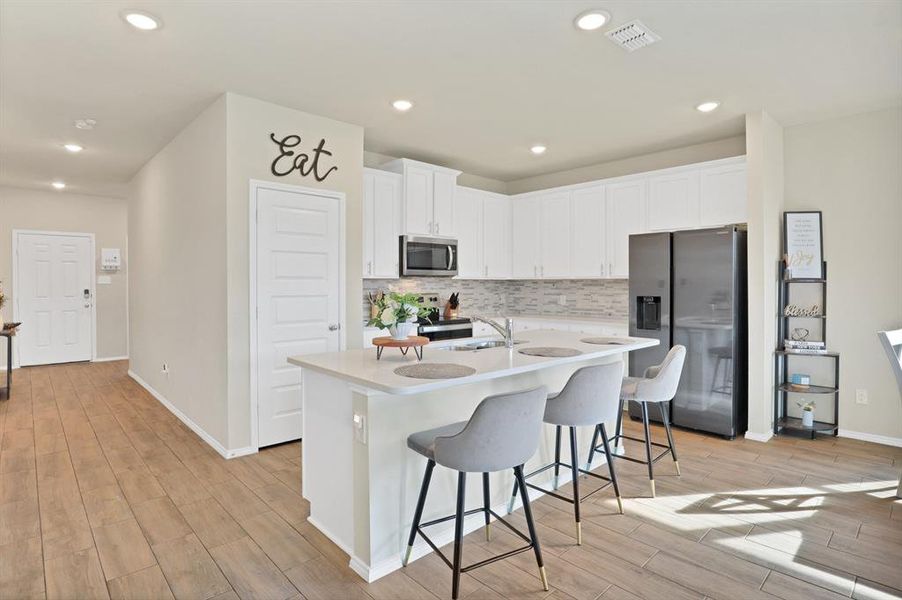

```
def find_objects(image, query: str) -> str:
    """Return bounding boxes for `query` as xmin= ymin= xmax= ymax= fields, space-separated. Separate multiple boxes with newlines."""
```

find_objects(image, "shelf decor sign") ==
xmin=783 ymin=211 xmax=824 ymax=279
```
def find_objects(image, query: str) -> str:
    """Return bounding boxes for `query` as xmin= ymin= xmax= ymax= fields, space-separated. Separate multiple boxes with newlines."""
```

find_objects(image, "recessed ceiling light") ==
xmin=122 ymin=10 xmax=161 ymax=31
xmin=530 ymin=145 xmax=547 ymax=155
xmin=74 ymin=118 xmax=97 ymax=130
xmin=51 ymin=181 xmax=66 ymax=190
xmin=392 ymin=99 xmax=413 ymax=112
xmin=696 ymin=101 xmax=720 ymax=113
xmin=64 ymin=144 xmax=83 ymax=153
xmin=575 ymin=9 xmax=611 ymax=31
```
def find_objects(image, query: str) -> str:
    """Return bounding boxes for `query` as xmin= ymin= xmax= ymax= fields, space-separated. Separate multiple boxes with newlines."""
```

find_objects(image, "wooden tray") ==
xmin=372 ymin=336 xmax=429 ymax=360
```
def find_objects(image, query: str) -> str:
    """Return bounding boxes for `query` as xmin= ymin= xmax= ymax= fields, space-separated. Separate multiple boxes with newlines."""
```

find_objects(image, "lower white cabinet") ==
xmin=363 ymin=168 xmax=401 ymax=278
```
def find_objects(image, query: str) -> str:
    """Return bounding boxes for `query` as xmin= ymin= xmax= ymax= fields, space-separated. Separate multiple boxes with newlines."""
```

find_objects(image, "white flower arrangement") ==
xmin=367 ymin=292 xmax=431 ymax=333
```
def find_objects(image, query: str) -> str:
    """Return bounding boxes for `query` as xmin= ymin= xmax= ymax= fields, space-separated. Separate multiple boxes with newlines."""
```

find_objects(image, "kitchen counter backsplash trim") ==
xmin=362 ymin=277 xmax=628 ymax=321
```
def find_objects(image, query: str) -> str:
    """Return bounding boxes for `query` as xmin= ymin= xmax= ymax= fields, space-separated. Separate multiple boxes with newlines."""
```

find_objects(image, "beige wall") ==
xmin=784 ymin=107 xmax=902 ymax=441
xmin=506 ymin=135 xmax=746 ymax=194
xmin=745 ymin=113 xmax=785 ymax=438
xmin=225 ymin=93 xmax=364 ymax=450
xmin=0 ymin=186 xmax=128 ymax=365
xmin=128 ymin=96 xmax=230 ymax=448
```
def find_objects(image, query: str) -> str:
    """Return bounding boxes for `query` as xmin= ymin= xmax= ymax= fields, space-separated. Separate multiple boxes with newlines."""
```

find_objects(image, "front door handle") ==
xmin=328 ymin=324 xmax=340 ymax=331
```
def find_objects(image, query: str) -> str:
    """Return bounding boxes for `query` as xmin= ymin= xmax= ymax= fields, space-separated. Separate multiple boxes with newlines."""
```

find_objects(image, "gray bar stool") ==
xmin=508 ymin=362 xmax=625 ymax=546
xmin=402 ymin=386 xmax=549 ymax=600
xmin=598 ymin=345 xmax=686 ymax=498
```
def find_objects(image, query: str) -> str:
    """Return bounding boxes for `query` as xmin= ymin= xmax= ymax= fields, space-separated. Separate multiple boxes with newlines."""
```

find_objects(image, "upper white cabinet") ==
xmin=698 ymin=161 xmax=747 ymax=227
xmin=570 ymin=186 xmax=606 ymax=278
xmin=482 ymin=194 xmax=512 ymax=278
xmin=363 ymin=168 xmax=401 ymax=279
xmin=538 ymin=191 xmax=571 ymax=278
xmin=382 ymin=158 xmax=461 ymax=237
xmin=606 ymin=180 xmax=647 ymax=279
xmin=511 ymin=197 xmax=540 ymax=278
xmin=647 ymin=170 xmax=700 ymax=231
xmin=453 ymin=187 xmax=484 ymax=278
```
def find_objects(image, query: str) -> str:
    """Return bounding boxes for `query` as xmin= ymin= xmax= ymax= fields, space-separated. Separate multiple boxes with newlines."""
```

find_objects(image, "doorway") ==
xmin=250 ymin=181 xmax=345 ymax=449
xmin=13 ymin=230 xmax=96 ymax=366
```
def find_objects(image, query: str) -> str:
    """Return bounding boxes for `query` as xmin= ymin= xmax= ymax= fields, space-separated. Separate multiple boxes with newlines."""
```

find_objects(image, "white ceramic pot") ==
xmin=802 ymin=410 xmax=814 ymax=427
xmin=389 ymin=321 xmax=415 ymax=341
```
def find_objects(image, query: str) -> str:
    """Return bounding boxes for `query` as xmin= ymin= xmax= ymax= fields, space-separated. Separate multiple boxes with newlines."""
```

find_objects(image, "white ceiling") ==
xmin=2 ymin=0 xmax=900 ymax=198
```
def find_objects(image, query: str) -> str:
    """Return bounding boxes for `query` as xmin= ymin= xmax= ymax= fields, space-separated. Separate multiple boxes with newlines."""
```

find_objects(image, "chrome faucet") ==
xmin=470 ymin=316 xmax=515 ymax=348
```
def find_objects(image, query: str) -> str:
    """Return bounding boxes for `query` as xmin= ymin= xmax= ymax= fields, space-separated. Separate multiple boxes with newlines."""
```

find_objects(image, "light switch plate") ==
xmin=855 ymin=389 xmax=868 ymax=405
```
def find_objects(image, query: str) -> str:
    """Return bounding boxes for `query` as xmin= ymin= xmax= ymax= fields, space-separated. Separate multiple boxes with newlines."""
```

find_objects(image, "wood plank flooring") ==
xmin=1 ymin=360 xmax=900 ymax=599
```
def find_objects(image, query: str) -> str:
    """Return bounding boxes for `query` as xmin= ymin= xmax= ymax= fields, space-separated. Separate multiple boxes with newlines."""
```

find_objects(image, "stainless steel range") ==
xmin=414 ymin=294 xmax=473 ymax=341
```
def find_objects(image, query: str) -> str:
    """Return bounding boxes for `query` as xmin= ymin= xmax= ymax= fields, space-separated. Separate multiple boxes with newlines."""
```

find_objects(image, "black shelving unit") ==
xmin=773 ymin=261 xmax=839 ymax=438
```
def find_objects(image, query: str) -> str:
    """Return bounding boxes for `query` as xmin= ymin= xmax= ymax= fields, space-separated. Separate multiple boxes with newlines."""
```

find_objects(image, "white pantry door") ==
xmin=256 ymin=185 xmax=342 ymax=448
xmin=16 ymin=232 xmax=94 ymax=366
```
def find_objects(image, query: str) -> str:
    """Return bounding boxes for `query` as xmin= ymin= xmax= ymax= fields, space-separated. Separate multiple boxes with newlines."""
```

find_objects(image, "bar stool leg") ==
xmin=482 ymin=472 xmax=491 ymax=541
xmin=403 ymin=459 xmax=435 ymax=566
xmin=552 ymin=425 xmax=562 ymax=489
xmin=586 ymin=424 xmax=601 ymax=470
xmin=452 ymin=472 xmax=467 ymax=600
xmin=568 ymin=427 xmax=581 ymax=545
xmin=599 ymin=423 xmax=623 ymax=514
xmin=614 ymin=398 xmax=625 ymax=449
xmin=640 ymin=402 xmax=655 ymax=497
xmin=659 ymin=403 xmax=680 ymax=476
xmin=514 ymin=465 xmax=549 ymax=591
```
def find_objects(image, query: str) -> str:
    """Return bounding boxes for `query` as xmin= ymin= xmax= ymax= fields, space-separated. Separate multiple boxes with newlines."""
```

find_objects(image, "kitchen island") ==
xmin=288 ymin=329 xmax=657 ymax=582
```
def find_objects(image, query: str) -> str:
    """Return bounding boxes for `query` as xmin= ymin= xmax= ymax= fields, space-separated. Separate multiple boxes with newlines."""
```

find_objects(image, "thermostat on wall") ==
xmin=101 ymin=248 xmax=121 ymax=271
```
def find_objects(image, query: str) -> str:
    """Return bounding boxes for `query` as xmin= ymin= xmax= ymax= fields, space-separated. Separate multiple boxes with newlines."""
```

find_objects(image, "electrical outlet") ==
xmin=855 ymin=389 xmax=868 ymax=405
xmin=161 ymin=363 xmax=169 ymax=378
xmin=353 ymin=413 xmax=367 ymax=444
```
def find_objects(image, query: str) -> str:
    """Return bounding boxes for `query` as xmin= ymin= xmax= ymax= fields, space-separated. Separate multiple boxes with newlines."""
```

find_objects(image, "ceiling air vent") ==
xmin=605 ymin=20 xmax=661 ymax=52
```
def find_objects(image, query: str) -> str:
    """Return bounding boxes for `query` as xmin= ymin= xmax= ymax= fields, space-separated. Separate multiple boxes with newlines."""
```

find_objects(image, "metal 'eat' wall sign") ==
xmin=269 ymin=133 xmax=338 ymax=182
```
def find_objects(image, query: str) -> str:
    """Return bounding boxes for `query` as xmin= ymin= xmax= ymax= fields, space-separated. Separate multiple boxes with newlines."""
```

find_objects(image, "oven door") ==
xmin=401 ymin=236 xmax=458 ymax=276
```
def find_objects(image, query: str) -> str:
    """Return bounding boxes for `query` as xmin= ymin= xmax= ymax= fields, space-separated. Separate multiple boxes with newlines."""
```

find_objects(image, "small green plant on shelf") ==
xmin=796 ymin=399 xmax=816 ymax=426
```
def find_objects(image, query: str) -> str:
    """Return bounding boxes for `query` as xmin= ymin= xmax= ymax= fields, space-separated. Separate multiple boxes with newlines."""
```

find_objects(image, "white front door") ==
xmin=255 ymin=185 xmax=342 ymax=448
xmin=15 ymin=231 xmax=94 ymax=366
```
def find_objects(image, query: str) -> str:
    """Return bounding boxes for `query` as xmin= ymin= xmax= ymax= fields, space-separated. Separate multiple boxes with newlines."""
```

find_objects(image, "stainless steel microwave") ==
xmin=400 ymin=235 xmax=458 ymax=277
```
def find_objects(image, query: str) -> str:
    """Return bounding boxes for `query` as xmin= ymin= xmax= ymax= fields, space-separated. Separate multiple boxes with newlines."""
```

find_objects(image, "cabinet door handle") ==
xmin=601 ymin=263 xmax=605 ymax=277
xmin=436 ymin=222 xmax=440 ymax=234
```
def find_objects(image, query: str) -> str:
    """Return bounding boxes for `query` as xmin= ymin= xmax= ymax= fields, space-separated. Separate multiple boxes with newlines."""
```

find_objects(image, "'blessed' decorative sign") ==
xmin=269 ymin=133 xmax=338 ymax=182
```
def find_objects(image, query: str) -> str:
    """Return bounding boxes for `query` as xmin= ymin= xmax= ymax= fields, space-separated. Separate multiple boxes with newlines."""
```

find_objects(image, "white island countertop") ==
xmin=288 ymin=329 xmax=658 ymax=395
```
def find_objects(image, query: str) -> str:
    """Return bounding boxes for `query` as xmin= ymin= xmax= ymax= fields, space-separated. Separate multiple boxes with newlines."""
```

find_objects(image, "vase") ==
xmin=389 ymin=321 xmax=415 ymax=341
xmin=802 ymin=411 xmax=814 ymax=427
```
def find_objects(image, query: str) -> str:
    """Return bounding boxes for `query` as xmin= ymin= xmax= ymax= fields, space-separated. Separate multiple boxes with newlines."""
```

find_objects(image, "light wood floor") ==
xmin=1 ymin=361 xmax=901 ymax=600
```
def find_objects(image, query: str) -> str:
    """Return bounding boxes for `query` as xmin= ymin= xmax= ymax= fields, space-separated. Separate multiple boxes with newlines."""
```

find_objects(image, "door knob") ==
xmin=328 ymin=324 xmax=340 ymax=331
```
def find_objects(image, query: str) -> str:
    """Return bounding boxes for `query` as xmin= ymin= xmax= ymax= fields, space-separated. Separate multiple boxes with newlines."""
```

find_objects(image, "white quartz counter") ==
xmin=289 ymin=329 xmax=656 ymax=395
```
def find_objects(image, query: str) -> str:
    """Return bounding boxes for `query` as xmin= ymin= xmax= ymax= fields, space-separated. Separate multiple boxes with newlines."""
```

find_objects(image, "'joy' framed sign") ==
xmin=783 ymin=211 xmax=824 ymax=279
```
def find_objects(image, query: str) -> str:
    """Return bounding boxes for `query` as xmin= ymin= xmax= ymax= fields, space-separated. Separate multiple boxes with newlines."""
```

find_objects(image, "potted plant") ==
xmin=367 ymin=292 xmax=431 ymax=340
xmin=796 ymin=399 xmax=816 ymax=427
xmin=0 ymin=280 xmax=6 ymax=330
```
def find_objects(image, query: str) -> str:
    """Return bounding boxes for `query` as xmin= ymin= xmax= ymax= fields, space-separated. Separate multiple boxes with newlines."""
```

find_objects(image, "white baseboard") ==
xmin=94 ymin=355 xmax=129 ymax=363
xmin=838 ymin=429 xmax=902 ymax=448
xmin=127 ymin=369 xmax=257 ymax=459
xmin=745 ymin=430 xmax=774 ymax=443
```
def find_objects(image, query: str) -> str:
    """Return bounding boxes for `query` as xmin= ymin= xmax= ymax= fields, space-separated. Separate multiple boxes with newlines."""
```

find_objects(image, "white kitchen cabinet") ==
xmin=647 ymin=170 xmax=700 ymax=231
xmin=698 ymin=161 xmax=747 ymax=226
xmin=362 ymin=168 xmax=401 ymax=278
xmin=606 ymin=180 xmax=647 ymax=279
xmin=382 ymin=158 xmax=461 ymax=237
xmin=511 ymin=197 xmax=541 ymax=278
xmin=453 ymin=187 xmax=483 ymax=278
xmin=482 ymin=193 xmax=512 ymax=278
xmin=570 ymin=185 xmax=606 ymax=278
xmin=539 ymin=191 xmax=571 ymax=278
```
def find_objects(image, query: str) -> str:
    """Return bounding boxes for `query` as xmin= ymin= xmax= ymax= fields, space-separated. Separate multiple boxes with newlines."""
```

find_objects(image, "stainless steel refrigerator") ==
xmin=628 ymin=226 xmax=747 ymax=438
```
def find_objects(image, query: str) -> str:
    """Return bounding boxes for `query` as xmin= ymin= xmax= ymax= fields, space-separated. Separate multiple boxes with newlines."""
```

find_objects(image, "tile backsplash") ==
xmin=363 ymin=278 xmax=628 ymax=321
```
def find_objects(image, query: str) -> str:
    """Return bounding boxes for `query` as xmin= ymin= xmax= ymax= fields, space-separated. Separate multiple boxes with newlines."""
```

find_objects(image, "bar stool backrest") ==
xmin=544 ymin=362 xmax=624 ymax=427
xmin=639 ymin=345 xmax=687 ymax=403
xmin=433 ymin=386 xmax=548 ymax=473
